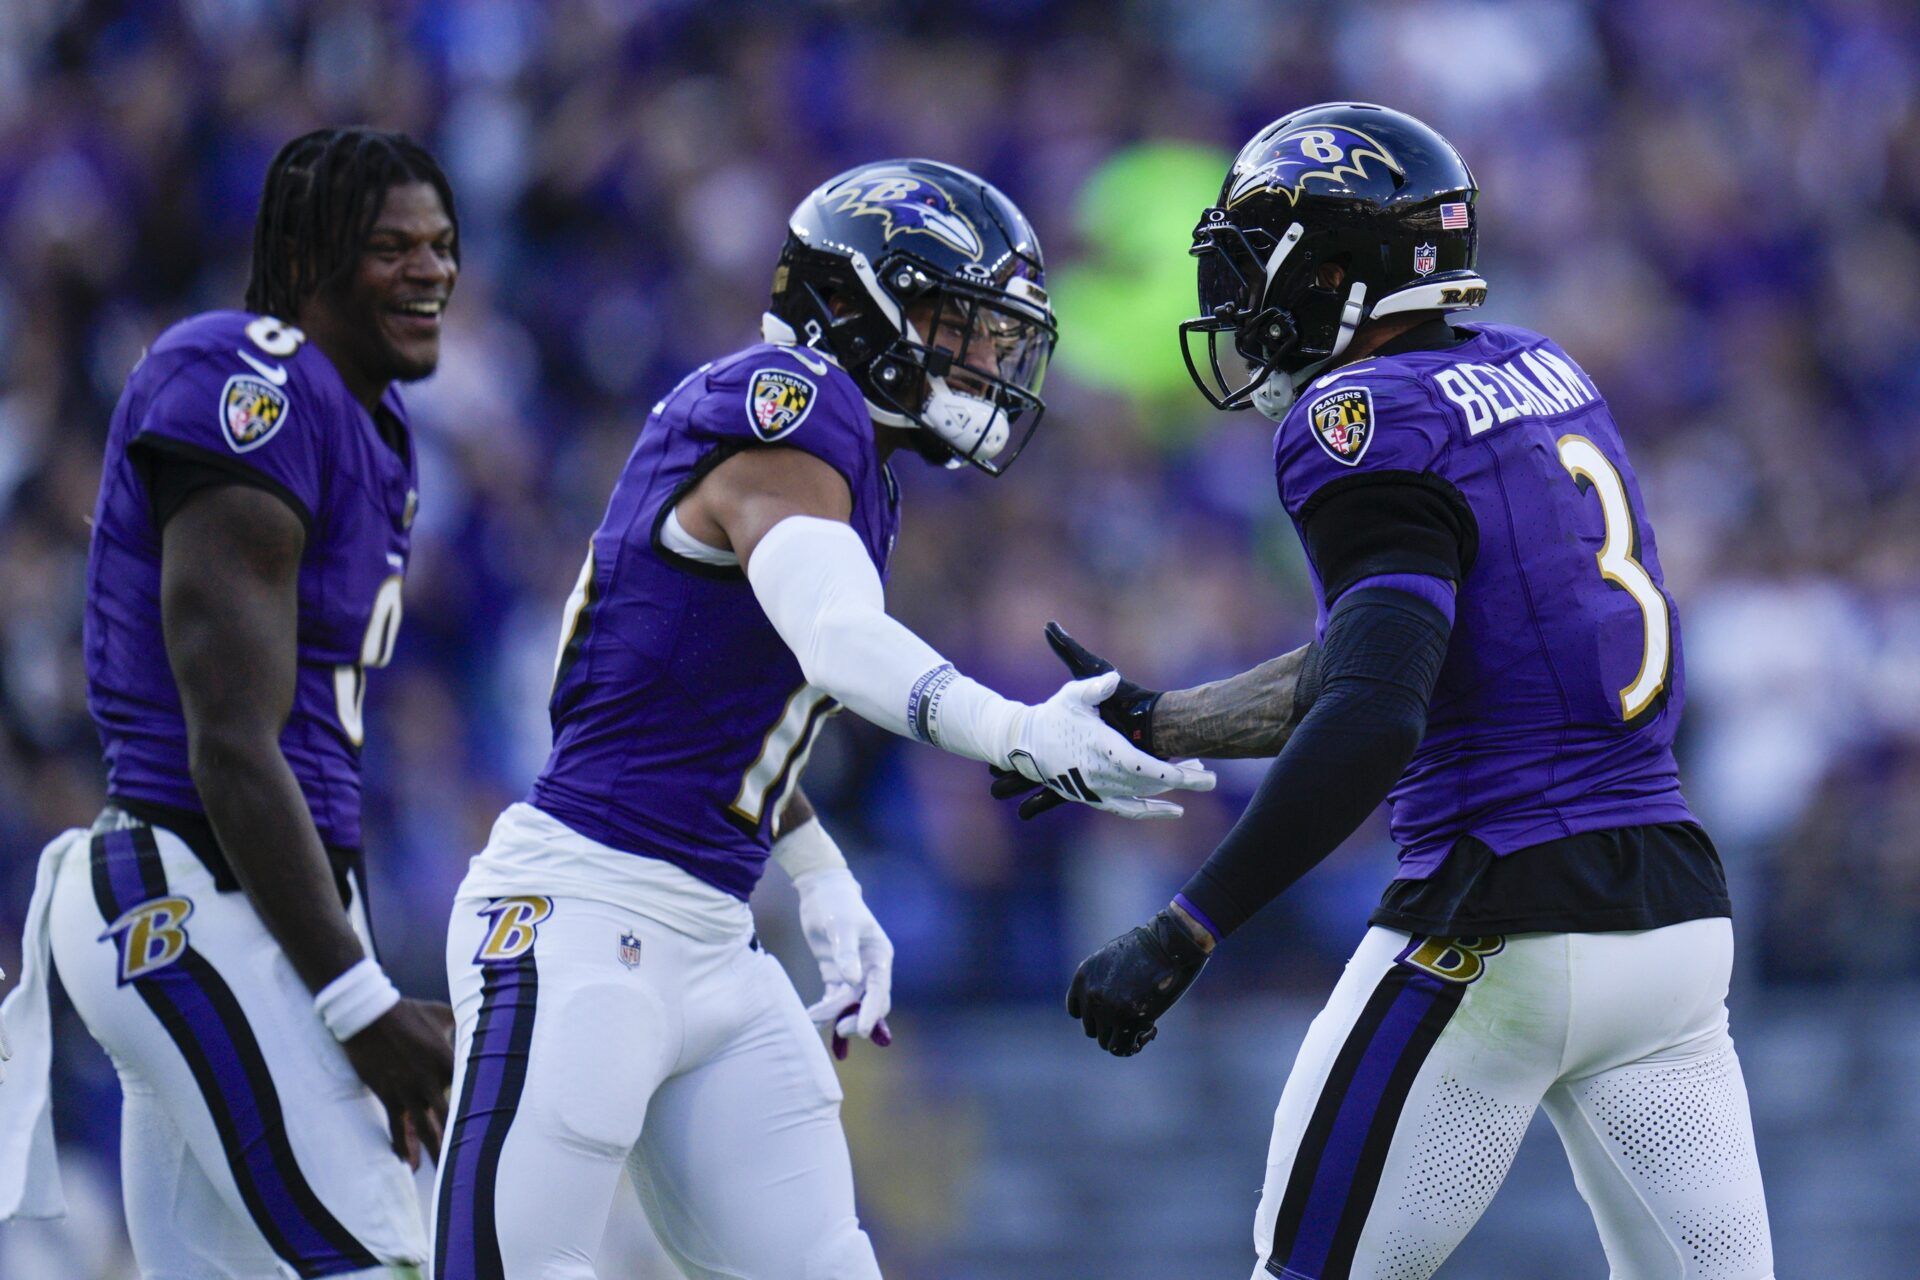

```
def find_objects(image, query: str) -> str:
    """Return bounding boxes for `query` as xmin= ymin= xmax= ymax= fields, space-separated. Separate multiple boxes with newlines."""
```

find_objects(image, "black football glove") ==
xmin=989 ymin=621 xmax=1165 ymax=819
xmin=1065 ymin=908 xmax=1210 ymax=1057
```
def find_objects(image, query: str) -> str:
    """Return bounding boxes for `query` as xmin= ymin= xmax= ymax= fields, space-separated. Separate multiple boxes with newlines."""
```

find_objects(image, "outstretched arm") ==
xmin=678 ymin=446 xmax=1212 ymax=817
xmin=1069 ymin=584 xmax=1451 ymax=1055
xmin=1174 ymin=587 xmax=1450 ymax=939
xmin=991 ymin=626 xmax=1320 ymax=819
xmin=1002 ymin=623 xmax=1321 ymax=764
xmin=1150 ymin=643 xmax=1321 ymax=760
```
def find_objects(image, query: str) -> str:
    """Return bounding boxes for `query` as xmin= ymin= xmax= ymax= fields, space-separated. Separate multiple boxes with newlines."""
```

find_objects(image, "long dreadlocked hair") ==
xmin=245 ymin=127 xmax=459 ymax=321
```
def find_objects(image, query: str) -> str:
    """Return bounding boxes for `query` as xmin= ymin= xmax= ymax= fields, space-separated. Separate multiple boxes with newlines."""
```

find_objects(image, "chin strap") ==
xmin=1254 ymin=282 xmax=1368 ymax=421
xmin=892 ymin=315 xmax=1009 ymax=462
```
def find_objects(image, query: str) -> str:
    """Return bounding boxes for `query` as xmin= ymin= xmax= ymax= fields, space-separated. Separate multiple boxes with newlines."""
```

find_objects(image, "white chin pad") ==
xmin=1253 ymin=371 xmax=1309 ymax=421
xmin=1252 ymin=283 xmax=1367 ymax=423
xmin=922 ymin=379 xmax=1009 ymax=461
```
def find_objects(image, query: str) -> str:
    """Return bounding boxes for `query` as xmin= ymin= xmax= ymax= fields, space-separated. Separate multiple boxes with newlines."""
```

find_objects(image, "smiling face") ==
xmin=297 ymin=181 xmax=457 ymax=407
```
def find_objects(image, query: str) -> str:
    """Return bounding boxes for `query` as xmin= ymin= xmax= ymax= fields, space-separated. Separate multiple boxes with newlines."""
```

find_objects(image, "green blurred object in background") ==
xmin=1049 ymin=142 xmax=1232 ymax=424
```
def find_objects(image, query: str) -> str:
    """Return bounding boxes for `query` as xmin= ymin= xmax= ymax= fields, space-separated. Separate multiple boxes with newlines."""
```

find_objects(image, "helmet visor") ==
xmin=886 ymin=280 xmax=1057 ymax=473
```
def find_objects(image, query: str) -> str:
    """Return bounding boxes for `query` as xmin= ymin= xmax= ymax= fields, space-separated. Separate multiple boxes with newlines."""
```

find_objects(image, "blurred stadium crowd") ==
xmin=1 ymin=0 xmax=1917 ymax=1274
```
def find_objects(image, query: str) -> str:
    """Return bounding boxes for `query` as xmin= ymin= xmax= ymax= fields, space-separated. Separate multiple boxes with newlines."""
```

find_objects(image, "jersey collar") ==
xmin=1370 ymin=315 xmax=1473 ymax=357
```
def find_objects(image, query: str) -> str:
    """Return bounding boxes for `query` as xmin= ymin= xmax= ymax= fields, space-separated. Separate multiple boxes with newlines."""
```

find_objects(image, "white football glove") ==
xmin=1005 ymin=673 xmax=1216 ymax=818
xmin=793 ymin=867 xmax=894 ymax=1059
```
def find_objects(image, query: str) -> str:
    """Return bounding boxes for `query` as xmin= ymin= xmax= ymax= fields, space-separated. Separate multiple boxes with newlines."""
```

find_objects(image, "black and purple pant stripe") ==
xmin=1263 ymin=965 xmax=1466 ymax=1279
xmin=434 ymin=949 xmax=539 ymax=1280
xmin=88 ymin=828 xmax=378 ymax=1278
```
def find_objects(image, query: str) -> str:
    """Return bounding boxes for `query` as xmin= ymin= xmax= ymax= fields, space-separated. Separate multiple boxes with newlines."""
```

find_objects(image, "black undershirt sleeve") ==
xmin=1178 ymin=586 xmax=1453 ymax=939
xmin=129 ymin=438 xmax=309 ymax=533
xmin=1299 ymin=472 xmax=1478 ymax=601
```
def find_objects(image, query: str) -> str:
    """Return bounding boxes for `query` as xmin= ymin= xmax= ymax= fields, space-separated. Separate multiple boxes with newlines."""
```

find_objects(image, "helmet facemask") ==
xmin=860 ymin=260 xmax=1055 ymax=475
xmin=1180 ymin=210 xmax=1368 ymax=419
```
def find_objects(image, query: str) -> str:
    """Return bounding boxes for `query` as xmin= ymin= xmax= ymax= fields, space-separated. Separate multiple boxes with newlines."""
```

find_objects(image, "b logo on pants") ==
xmin=475 ymin=896 xmax=552 ymax=963
xmin=1397 ymin=935 xmax=1505 ymax=985
xmin=101 ymin=896 xmax=195 ymax=984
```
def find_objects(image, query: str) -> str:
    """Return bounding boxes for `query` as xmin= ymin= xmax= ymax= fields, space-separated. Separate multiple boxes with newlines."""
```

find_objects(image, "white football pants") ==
xmin=44 ymin=822 xmax=425 ymax=1278
xmin=1252 ymin=922 xmax=1773 ymax=1280
xmin=432 ymin=892 xmax=880 ymax=1280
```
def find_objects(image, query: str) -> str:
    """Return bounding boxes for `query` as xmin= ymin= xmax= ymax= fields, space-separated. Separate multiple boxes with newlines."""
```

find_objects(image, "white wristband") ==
xmin=771 ymin=817 xmax=848 ymax=882
xmin=314 ymin=958 xmax=401 ymax=1043
xmin=912 ymin=666 xmax=1022 ymax=768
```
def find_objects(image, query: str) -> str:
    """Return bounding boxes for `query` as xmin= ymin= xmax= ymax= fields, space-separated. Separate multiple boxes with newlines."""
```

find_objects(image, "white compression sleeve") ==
xmin=745 ymin=515 xmax=1022 ymax=765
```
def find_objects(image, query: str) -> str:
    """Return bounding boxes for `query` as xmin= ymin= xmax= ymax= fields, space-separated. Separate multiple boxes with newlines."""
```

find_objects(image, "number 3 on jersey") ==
xmin=1556 ymin=435 xmax=1671 ymax=722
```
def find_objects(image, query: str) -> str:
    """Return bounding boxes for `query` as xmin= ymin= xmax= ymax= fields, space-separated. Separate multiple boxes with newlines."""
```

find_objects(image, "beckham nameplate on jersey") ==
xmin=1433 ymin=347 xmax=1596 ymax=436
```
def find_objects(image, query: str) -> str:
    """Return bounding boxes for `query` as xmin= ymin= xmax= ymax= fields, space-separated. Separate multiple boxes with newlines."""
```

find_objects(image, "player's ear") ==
xmin=1315 ymin=262 xmax=1346 ymax=290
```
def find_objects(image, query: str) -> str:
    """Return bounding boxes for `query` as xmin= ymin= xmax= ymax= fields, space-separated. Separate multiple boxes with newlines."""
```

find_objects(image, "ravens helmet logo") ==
xmin=1226 ymin=124 xmax=1404 ymax=209
xmin=829 ymin=174 xmax=985 ymax=260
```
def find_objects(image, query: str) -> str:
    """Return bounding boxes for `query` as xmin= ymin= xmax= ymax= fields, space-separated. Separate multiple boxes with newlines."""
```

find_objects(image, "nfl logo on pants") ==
xmin=618 ymin=930 xmax=642 ymax=969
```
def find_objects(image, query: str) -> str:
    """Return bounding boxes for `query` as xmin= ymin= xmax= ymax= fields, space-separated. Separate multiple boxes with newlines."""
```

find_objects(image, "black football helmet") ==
xmin=770 ymin=159 xmax=1055 ymax=474
xmin=1180 ymin=103 xmax=1487 ymax=419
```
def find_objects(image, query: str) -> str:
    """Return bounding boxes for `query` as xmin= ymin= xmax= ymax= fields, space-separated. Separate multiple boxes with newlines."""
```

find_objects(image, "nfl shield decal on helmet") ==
xmin=617 ymin=930 xmax=642 ymax=969
xmin=747 ymin=368 xmax=818 ymax=441
xmin=219 ymin=373 xmax=290 ymax=453
xmin=1307 ymin=385 xmax=1374 ymax=466
xmin=1414 ymin=243 xmax=1437 ymax=276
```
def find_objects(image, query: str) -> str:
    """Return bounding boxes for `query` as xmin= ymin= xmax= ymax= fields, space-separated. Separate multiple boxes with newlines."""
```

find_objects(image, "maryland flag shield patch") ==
xmin=1307 ymin=385 xmax=1373 ymax=466
xmin=219 ymin=373 xmax=291 ymax=453
xmin=747 ymin=368 xmax=818 ymax=442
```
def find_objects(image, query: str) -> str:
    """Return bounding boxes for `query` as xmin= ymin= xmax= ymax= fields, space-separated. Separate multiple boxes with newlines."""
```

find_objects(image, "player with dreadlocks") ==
xmin=0 ymin=127 xmax=459 ymax=1277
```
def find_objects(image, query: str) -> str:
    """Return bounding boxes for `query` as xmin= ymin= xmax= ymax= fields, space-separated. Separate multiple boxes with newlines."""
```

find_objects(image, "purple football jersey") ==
xmin=1276 ymin=322 xmax=1694 ymax=877
xmin=529 ymin=343 xmax=899 ymax=900
xmin=85 ymin=311 xmax=418 ymax=851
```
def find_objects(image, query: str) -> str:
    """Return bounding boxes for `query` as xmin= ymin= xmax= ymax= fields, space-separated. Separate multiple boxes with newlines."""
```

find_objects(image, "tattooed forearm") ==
xmin=1150 ymin=642 xmax=1320 ymax=759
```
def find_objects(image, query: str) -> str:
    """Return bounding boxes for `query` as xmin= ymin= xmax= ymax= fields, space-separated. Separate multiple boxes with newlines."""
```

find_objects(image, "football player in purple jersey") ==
xmin=0 ymin=129 xmax=459 ymax=1275
xmin=1005 ymin=105 xmax=1774 ymax=1280
xmin=429 ymin=160 xmax=1214 ymax=1280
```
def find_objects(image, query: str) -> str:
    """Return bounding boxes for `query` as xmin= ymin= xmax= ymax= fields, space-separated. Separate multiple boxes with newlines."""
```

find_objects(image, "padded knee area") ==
xmin=545 ymin=981 xmax=664 ymax=1153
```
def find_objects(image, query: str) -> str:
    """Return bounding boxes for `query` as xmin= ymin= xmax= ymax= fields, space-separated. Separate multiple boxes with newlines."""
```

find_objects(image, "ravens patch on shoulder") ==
xmin=219 ymin=373 xmax=291 ymax=453
xmin=747 ymin=367 xmax=818 ymax=441
xmin=1307 ymin=385 xmax=1374 ymax=466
